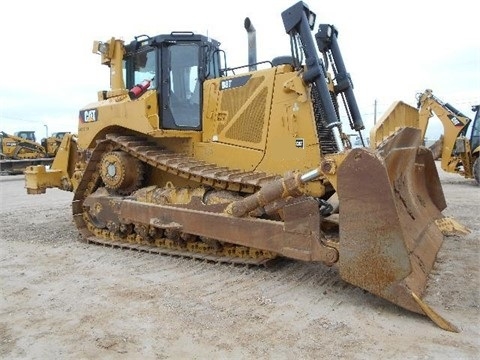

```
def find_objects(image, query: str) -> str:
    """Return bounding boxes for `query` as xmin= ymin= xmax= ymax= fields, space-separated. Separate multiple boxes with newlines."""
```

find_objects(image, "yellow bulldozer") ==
xmin=0 ymin=130 xmax=52 ymax=174
xmin=370 ymin=89 xmax=480 ymax=185
xmin=24 ymin=1 xmax=466 ymax=331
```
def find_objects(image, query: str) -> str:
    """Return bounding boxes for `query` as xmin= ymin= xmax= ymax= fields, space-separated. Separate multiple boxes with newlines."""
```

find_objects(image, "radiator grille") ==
xmin=225 ymin=87 xmax=268 ymax=143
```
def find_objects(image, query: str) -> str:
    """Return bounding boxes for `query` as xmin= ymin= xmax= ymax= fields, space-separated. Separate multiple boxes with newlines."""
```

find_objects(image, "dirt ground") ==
xmin=1 ymin=163 xmax=479 ymax=359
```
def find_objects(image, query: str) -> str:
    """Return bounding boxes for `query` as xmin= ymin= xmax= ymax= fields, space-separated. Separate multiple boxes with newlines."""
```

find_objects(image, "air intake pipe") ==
xmin=244 ymin=17 xmax=257 ymax=71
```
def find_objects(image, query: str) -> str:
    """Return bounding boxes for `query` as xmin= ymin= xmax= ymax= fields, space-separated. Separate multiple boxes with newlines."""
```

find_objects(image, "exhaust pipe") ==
xmin=244 ymin=17 xmax=257 ymax=71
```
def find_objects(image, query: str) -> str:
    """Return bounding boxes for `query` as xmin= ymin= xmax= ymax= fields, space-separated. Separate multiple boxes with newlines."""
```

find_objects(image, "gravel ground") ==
xmin=0 ymin=163 xmax=479 ymax=359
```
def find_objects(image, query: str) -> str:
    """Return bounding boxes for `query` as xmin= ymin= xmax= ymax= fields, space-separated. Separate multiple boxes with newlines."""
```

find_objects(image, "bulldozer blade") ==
xmin=337 ymin=127 xmax=457 ymax=331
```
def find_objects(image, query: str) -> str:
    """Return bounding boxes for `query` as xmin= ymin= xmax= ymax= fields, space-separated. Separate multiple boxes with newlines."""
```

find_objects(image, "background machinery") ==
xmin=41 ymin=132 xmax=71 ymax=157
xmin=24 ymin=1 xmax=465 ymax=331
xmin=370 ymin=89 xmax=480 ymax=185
xmin=0 ymin=130 xmax=52 ymax=174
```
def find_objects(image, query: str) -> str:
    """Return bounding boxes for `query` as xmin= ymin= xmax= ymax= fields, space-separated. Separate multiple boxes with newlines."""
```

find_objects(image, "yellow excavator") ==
xmin=371 ymin=89 xmax=480 ymax=185
xmin=24 ymin=1 xmax=467 ymax=331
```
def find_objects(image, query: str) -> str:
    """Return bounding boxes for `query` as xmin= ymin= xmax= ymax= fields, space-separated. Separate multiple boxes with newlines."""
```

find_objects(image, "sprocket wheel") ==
xmin=100 ymin=151 xmax=144 ymax=194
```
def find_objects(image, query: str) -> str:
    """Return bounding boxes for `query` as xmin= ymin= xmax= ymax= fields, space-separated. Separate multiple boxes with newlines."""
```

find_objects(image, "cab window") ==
xmin=133 ymin=49 xmax=157 ymax=88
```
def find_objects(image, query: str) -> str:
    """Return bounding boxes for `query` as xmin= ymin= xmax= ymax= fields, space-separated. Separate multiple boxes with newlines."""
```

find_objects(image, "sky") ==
xmin=0 ymin=0 xmax=478 ymax=142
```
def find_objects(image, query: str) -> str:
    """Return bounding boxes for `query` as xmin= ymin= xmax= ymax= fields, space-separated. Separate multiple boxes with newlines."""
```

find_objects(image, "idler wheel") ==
xmin=100 ymin=151 xmax=144 ymax=194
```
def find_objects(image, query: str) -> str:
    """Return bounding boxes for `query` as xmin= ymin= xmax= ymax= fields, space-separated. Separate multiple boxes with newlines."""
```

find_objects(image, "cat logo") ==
xmin=295 ymin=138 xmax=304 ymax=148
xmin=80 ymin=109 xmax=98 ymax=123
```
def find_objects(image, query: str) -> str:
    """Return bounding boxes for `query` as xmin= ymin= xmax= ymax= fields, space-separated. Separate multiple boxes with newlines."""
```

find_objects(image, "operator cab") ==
xmin=14 ymin=131 xmax=36 ymax=142
xmin=124 ymin=32 xmax=222 ymax=131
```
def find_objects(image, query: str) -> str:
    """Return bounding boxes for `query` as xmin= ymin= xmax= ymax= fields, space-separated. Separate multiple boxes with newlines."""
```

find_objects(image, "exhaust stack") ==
xmin=244 ymin=17 xmax=257 ymax=71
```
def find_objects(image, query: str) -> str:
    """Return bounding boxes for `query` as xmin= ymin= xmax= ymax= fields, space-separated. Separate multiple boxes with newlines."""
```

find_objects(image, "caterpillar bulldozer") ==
xmin=24 ymin=1 xmax=467 ymax=331
xmin=370 ymin=89 xmax=480 ymax=185
xmin=41 ymin=132 xmax=71 ymax=158
xmin=0 ymin=130 xmax=53 ymax=174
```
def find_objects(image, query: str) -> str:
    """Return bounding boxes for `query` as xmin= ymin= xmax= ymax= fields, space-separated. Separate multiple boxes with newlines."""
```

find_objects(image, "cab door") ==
xmin=161 ymin=43 xmax=201 ymax=130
